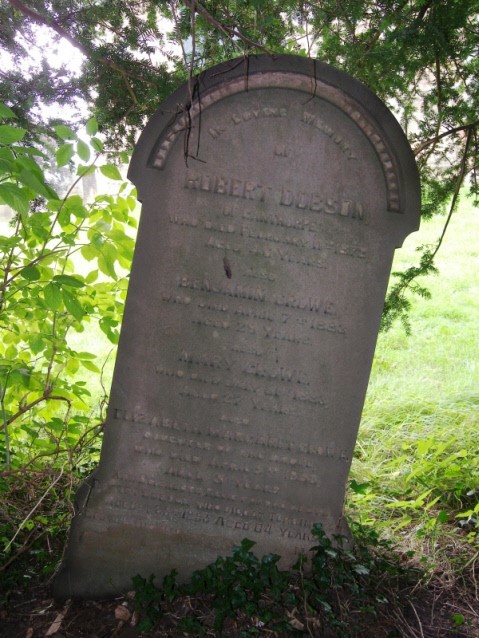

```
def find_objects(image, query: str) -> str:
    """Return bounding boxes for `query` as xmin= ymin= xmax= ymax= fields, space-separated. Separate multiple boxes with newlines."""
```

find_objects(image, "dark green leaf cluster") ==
xmin=132 ymin=523 xmax=416 ymax=637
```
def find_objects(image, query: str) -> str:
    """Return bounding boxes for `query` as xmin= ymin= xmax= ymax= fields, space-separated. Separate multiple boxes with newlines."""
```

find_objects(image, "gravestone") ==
xmin=54 ymin=54 xmax=421 ymax=598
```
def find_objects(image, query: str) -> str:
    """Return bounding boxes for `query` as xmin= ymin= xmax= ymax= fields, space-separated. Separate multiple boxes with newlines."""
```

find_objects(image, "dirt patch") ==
xmin=2 ymin=577 xmax=478 ymax=638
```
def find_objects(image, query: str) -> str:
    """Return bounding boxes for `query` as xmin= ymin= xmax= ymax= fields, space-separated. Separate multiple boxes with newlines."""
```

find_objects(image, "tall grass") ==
xmin=351 ymin=195 xmax=479 ymax=555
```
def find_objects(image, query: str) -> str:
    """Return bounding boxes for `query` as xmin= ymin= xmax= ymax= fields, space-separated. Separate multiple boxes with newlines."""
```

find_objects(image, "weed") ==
xmin=133 ymin=523 xmax=417 ymax=637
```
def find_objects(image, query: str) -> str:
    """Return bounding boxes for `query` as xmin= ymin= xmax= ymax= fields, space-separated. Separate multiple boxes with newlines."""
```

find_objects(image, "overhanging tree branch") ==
xmin=7 ymin=0 xmax=156 ymax=90
xmin=181 ymin=0 xmax=270 ymax=53
xmin=8 ymin=0 xmax=90 ymax=56
xmin=7 ymin=391 xmax=72 ymax=426
xmin=414 ymin=119 xmax=479 ymax=156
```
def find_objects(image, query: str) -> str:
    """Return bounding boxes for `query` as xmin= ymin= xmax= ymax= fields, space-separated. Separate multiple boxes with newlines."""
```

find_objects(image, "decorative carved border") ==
xmin=150 ymin=73 xmax=401 ymax=213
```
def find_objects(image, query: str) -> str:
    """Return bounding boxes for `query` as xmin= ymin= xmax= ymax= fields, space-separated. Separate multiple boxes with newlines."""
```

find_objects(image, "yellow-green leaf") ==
xmin=100 ymin=164 xmax=122 ymax=180
xmin=77 ymin=139 xmax=91 ymax=163
xmin=44 ymin=282 xmax=63 ymax=310
xmin=81 ymin=360 xmax=101 ymax=373
xmin=56 ymin=143 xmax=75 ymax=167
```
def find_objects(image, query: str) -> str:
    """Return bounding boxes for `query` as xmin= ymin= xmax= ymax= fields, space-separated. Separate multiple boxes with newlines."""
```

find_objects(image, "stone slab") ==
xmin=54 ymin=54 xmax=421 ymax=598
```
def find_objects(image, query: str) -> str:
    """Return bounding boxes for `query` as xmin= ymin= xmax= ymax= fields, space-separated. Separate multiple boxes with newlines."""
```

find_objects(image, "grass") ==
xmin=350 ymin=193 xmax=479 ymax=558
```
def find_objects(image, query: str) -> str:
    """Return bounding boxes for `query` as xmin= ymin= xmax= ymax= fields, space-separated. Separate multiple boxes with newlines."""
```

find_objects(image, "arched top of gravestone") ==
xmin=129 ymin=54 xmax=420 ymax=240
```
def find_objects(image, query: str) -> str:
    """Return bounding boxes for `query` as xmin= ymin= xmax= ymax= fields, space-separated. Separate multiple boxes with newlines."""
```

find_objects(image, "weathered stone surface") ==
xmin=54 ymin=54 xmax=421 ymax=598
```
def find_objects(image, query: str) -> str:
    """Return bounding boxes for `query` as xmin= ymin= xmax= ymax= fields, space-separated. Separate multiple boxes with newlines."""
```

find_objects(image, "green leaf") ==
xmin=452 ymin=614 xmax=465 ymax=627
xmin=98 ymin=254 xmax=117 ymax=279
xmin=5 ymin=344 xmax=18 ymax=359
xmin=0 ymin=103 xmax=16 ymax=119
xmin=0 ymin=146 xmax=14 ymax=161
xmin=0 ymin=183 xmax=30 ymax=215
xmin=62 ymin=289 xmax=84 ymax=321
xmin=44 ymin=282 xmax=63 ymax=310
xmin=56 ymin=143 xmax=75 ymax=167
xmin=29 ymin=335 xmax=45 ymax=355
xmin=10 ymin=367 xmax=32 ymax=389
xmin=53 ymin=274 xmax=85 ymax=288
xmin=86 ymin=117 xmax=98 ymax=136
xmin=90 ymin=137 xmax=104 ymax=152
xmin=64 ymin=194 xmax=87 ymax=219
xmin=85 ymin=269 xmax=98 ymax=283
xmin=76 ymin=351 xmax=97 ymax=360
xmin=350 ymin=480 xmax=370 ymax=495
xmin=66 ymin=357 xmax=80 ymax=374
xmin=100 ymin=164 xmax=122 ymax=180
xmin=20 ymin=265 xmax=41 ymax=281
xmin=77 ymin=139 xmax=91 ymax=163
xmin=12 ymin=145 xmax=47 ymax=158
xmin=18 ymin=168 xmax=59 ymax=199
xmin=54 ymin=124 xmax=76 ymax=140
xmin=77 ymin=164 xmax=96 ymax=177
xmin=81 ymin=244 xmax=97 ymax=261
xmin=0 ymin=158 xmax=13 ymax=173
xmin=0 ymin=125 xmax=27 ymax=145
xmin=81 ymin=360 xmax=101 ymax=373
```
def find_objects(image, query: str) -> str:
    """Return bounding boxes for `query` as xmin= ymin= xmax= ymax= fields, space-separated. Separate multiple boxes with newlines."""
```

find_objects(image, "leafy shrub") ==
xmin=0 ymin=103 xmax=136 ymax=574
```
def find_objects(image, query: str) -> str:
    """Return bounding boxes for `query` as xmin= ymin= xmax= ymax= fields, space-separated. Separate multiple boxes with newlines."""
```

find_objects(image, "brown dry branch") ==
xmin=6 ymin=391 xmax=72 ymax=427
xmin=413 ymin=119 xmax=479 ymax=156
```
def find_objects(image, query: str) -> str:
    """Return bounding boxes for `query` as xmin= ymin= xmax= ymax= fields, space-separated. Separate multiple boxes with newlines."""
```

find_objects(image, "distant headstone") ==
xmin=54 ymin=55 xmax=420 ymax=598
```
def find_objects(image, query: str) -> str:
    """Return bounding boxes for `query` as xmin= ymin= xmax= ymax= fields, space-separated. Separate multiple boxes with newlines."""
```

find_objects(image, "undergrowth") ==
xmin=133 ymin=524 xmax=419 ymax=637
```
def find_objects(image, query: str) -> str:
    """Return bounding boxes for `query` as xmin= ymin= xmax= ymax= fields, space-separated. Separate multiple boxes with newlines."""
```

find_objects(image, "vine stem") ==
xmin=429 ymin=126 xmax=473 ymax=262
xmin=0 ymin=380 xmax=10 ymax=470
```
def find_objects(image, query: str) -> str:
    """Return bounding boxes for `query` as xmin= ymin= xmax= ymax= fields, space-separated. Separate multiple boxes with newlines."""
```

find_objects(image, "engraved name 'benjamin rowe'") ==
xmin=184 ymin=173 xmax=365 ymax=220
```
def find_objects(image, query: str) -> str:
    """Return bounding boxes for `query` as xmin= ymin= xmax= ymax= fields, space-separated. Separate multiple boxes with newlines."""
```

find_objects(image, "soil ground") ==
xmin=2 ymin=575 xmax=478 ymax=638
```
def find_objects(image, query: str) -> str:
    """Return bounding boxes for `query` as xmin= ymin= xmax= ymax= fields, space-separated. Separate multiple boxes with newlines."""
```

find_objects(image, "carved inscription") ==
xmin=185 ymin=172 xmax=366 ymax=221
xmin=110 ymin=146 xmax=371 ymax=545
xmin=105 ymin=407 xmax=352 ymax=540
xmin=151 ymin=73 xmax=402 ymax=213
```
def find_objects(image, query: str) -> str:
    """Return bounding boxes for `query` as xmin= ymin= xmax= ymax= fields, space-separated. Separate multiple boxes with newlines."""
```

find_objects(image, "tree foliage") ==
xmin=0 ymin=107 xmax=138 ymax=565
xmin=1 ymin=0 xmax=478 ymax=328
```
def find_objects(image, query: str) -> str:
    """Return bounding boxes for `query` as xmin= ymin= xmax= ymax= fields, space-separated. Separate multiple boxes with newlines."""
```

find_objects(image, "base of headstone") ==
xmin=54 ymin=513 xmax=349 ymax=599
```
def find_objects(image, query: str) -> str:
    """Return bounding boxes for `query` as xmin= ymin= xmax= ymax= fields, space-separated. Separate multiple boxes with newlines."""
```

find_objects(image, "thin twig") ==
xmin=429 ymin=126 xmax=473 ymax=262
xmin=39 ymin=153 xmax=101 ymax=259
xmin=408 ymin=599 xmax=425 ymax=638
xmin=414 ymin=119 xmax=479 ymax=156
xmin=182 ymin=0 xmax=270 ymax=53
xmin=0 ymin=380 xmax=10 ymax=470
xmin=6 ymin=391 xmax=72 ymax=426
xmin=5 ymin=464 xmax=66 ymax=551
xmin=8 ymin=0 xmax=157 ymax=88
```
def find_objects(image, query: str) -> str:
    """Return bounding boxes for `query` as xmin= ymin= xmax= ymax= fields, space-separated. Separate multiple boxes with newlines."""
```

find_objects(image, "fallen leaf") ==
xmin=114 ymin=604 xmax=131 ymax=622
xmin=130 ymin=610 xmax=139 ymax=627
xmin=286 ymin=609 xmax=305 ymax=631
xmin=45 ymin=600 xmax=71 ymax=636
